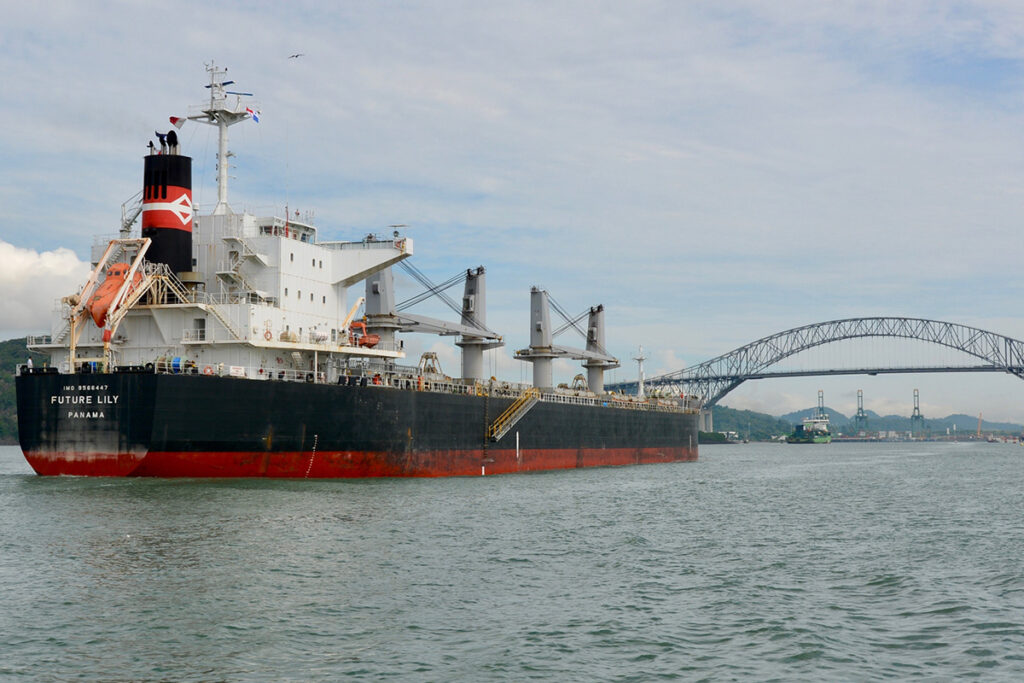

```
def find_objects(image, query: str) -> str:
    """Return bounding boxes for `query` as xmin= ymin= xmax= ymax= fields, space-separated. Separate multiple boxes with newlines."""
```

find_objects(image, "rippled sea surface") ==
xmin=3 ymin=441 xmax=1024 ymax=681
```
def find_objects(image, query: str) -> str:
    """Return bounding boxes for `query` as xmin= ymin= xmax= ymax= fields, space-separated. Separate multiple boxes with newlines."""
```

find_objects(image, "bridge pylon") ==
xmin=699 ymin=408 xmax=713 ymax=433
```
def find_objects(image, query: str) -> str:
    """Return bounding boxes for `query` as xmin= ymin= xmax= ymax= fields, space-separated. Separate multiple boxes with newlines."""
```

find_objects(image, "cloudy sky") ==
xmin=3 ymin=1 xmax=1024 ymax=421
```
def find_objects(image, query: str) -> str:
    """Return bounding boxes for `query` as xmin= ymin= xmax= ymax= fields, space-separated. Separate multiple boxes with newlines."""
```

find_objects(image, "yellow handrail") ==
xmin=488 ymin=387 xmax=541 ymax=440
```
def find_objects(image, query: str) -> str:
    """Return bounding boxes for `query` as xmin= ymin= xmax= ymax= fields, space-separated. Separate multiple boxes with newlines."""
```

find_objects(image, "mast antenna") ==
xmin=188 ymin=62 xmax=257 ymax=214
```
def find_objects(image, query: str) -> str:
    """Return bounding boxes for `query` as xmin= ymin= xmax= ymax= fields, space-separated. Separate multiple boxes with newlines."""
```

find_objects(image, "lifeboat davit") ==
xmin=87 ymin=263 xmax=142 ymax=327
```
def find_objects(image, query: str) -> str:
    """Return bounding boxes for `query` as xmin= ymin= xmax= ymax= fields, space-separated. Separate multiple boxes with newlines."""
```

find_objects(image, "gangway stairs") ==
xmin=217 ymin=235 xmax=270 ymax=301
xmin=487 ymin=388 xmax=541 ymax=442
xmin=197 ymin=300 xmax=245 ymax=341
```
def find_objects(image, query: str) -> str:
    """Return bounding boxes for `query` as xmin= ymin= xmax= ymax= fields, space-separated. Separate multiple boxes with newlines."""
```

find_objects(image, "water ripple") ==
xmin=3 ymin=442 xmax=1024 ymax=680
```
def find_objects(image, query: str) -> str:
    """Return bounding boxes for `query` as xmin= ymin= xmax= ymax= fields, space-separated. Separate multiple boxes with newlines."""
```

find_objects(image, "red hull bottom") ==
xmin=24 ymin=446 xmax=698 ymax=477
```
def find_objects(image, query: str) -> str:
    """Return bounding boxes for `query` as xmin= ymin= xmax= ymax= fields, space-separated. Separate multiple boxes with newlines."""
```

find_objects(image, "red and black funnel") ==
xmin=141 ymin=154 xmax=192 ymax=274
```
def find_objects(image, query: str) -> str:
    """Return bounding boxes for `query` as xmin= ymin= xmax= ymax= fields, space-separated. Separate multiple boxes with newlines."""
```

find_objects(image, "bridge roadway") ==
xmin=721 ymin=364 xmax=1014 ymax=381
xmin=603 ymin=317 xmax=1024 ymax=429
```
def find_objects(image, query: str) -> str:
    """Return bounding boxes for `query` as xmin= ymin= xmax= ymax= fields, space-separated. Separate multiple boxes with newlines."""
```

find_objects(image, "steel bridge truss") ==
xmin=610 ymin=317 xmax=1024 ymax=407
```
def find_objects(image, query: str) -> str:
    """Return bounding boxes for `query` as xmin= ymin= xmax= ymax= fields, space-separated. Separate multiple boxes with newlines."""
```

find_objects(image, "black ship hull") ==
xmin=16 ymin=371 xmax=699 ymax=477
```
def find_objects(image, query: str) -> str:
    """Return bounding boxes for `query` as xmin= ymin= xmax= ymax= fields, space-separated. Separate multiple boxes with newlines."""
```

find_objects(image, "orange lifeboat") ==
xmin=87 ymin=263 xmax=142 ymax=327
xmin=348 ymin=321 xmax=381 ymax=348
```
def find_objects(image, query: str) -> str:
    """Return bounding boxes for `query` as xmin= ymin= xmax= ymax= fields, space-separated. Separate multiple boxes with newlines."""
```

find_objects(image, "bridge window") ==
xmin=298 ymin=290 xmax=301 ymax=299
xmin=290 ymin=253 xmax=294 ymax=263
xmin=322 ymin=295 xmax=326 ymax=304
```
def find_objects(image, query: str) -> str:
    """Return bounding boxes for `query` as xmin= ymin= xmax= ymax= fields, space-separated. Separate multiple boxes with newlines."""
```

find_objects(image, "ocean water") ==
xmin=2 ymin=441 xmax=1023 ymax=681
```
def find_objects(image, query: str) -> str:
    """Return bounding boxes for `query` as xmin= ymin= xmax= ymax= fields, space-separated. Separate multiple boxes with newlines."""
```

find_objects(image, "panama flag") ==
xmin=245 ymin=107 xmax=260 ymax=123
xmin=169 ymin=116 xmax=185 ymax=129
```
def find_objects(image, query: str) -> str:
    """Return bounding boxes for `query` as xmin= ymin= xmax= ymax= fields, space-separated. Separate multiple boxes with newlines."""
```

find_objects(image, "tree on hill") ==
xmin=712 ymin=405 xmax=792 ymax=440
xmin=0 ymin=338 xmax=47 ymax=443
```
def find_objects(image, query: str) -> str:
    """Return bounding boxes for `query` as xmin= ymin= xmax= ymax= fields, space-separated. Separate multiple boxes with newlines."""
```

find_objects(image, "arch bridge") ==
xmin=607 ymin=317 xmax=1024 ymax=412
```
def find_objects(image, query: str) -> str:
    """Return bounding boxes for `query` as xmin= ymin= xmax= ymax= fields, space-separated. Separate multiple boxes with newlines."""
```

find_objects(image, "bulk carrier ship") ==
xmin=16 ymin=64 xmax=699 ymax=477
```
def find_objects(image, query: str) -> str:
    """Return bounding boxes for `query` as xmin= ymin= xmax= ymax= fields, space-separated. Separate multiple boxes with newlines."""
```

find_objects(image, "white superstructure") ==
xmin=29 ymin=64 xmax=411 ymax=382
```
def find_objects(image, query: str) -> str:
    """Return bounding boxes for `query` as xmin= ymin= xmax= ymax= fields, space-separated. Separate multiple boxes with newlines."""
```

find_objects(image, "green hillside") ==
xmin=0 ymin=338 xmax=48 ymax=444
xmin=711 ymin=405 xmax=793 ymax=440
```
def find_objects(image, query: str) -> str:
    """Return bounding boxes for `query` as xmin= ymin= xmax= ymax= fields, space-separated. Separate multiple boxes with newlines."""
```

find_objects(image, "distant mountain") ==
xmin=933 ymin=414 xmax=1021 ymax=434
xmin=779 ymin=406 xmax=849 ymax=424
xmin=779 ymin=405 xmax=1022 ymax=435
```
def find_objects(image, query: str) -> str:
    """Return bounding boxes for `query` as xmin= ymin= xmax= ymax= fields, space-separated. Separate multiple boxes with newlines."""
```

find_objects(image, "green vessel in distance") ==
xmin=786 ymin=390 xmax=832 ymax=443
xmin=786 ymin=415 xmax=832 ymax=444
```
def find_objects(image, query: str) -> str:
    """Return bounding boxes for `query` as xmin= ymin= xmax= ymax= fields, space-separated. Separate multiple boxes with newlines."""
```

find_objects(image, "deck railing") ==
xmin=140 ymin=362 xmax=695 ymax=413
xmin=18 ymin=357 xmax=696 ymax=414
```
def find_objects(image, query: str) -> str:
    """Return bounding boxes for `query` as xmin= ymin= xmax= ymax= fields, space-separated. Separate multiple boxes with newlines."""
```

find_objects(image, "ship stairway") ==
xmin=107 ymin=243 xmax=124 ymax=264
xmin=215 ymin=269 xmax=270 ymax=303
xmin=216 ymin=236 xmax=270 ymax=301
xmin=223 ymin=235 xmax=269 ymax=266
xmin=51 ymin=321 xmax=72 ymax=345
xmin=134 ymin=264 xmax=243 ymax=344
xmin=102 ymin=241 xmax=130 ymax=267
xmin=109 ymin=262 xmax=194 ymax=320
xmin=199 ymin=301 xmax=245 ymax=341
xmin=155 ymin=271 xmax=193 ymax=304
xmin=120 ymin=190 xmax=143 ymax=237
xmin=487 ymin=388 xmax=541 ymax=442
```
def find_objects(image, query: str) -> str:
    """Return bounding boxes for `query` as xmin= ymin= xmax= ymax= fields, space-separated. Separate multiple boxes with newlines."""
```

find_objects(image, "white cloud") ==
xmin=0 ymin=241 xmax=91 ymax=338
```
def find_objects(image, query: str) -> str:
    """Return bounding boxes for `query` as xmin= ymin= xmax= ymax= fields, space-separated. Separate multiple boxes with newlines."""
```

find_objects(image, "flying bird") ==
xmin=288 ymin=53 xmax=305 ymax=59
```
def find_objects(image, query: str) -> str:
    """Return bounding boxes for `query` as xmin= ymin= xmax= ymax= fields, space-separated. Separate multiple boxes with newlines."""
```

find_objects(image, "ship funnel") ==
xmin=141 ymin=151 xmax=192 ymax=274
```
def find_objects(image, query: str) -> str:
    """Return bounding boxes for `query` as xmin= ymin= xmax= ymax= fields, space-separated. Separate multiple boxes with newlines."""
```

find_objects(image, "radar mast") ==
xmin=187 ymin=62 xmax=256 ymax=214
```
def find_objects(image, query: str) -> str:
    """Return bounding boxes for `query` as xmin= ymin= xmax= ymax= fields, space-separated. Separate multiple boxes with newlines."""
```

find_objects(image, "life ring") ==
xmin=203 ymin=366 xmax=214 ymax=376
xmin=264 ymin=329 xmax=273 ymax=341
